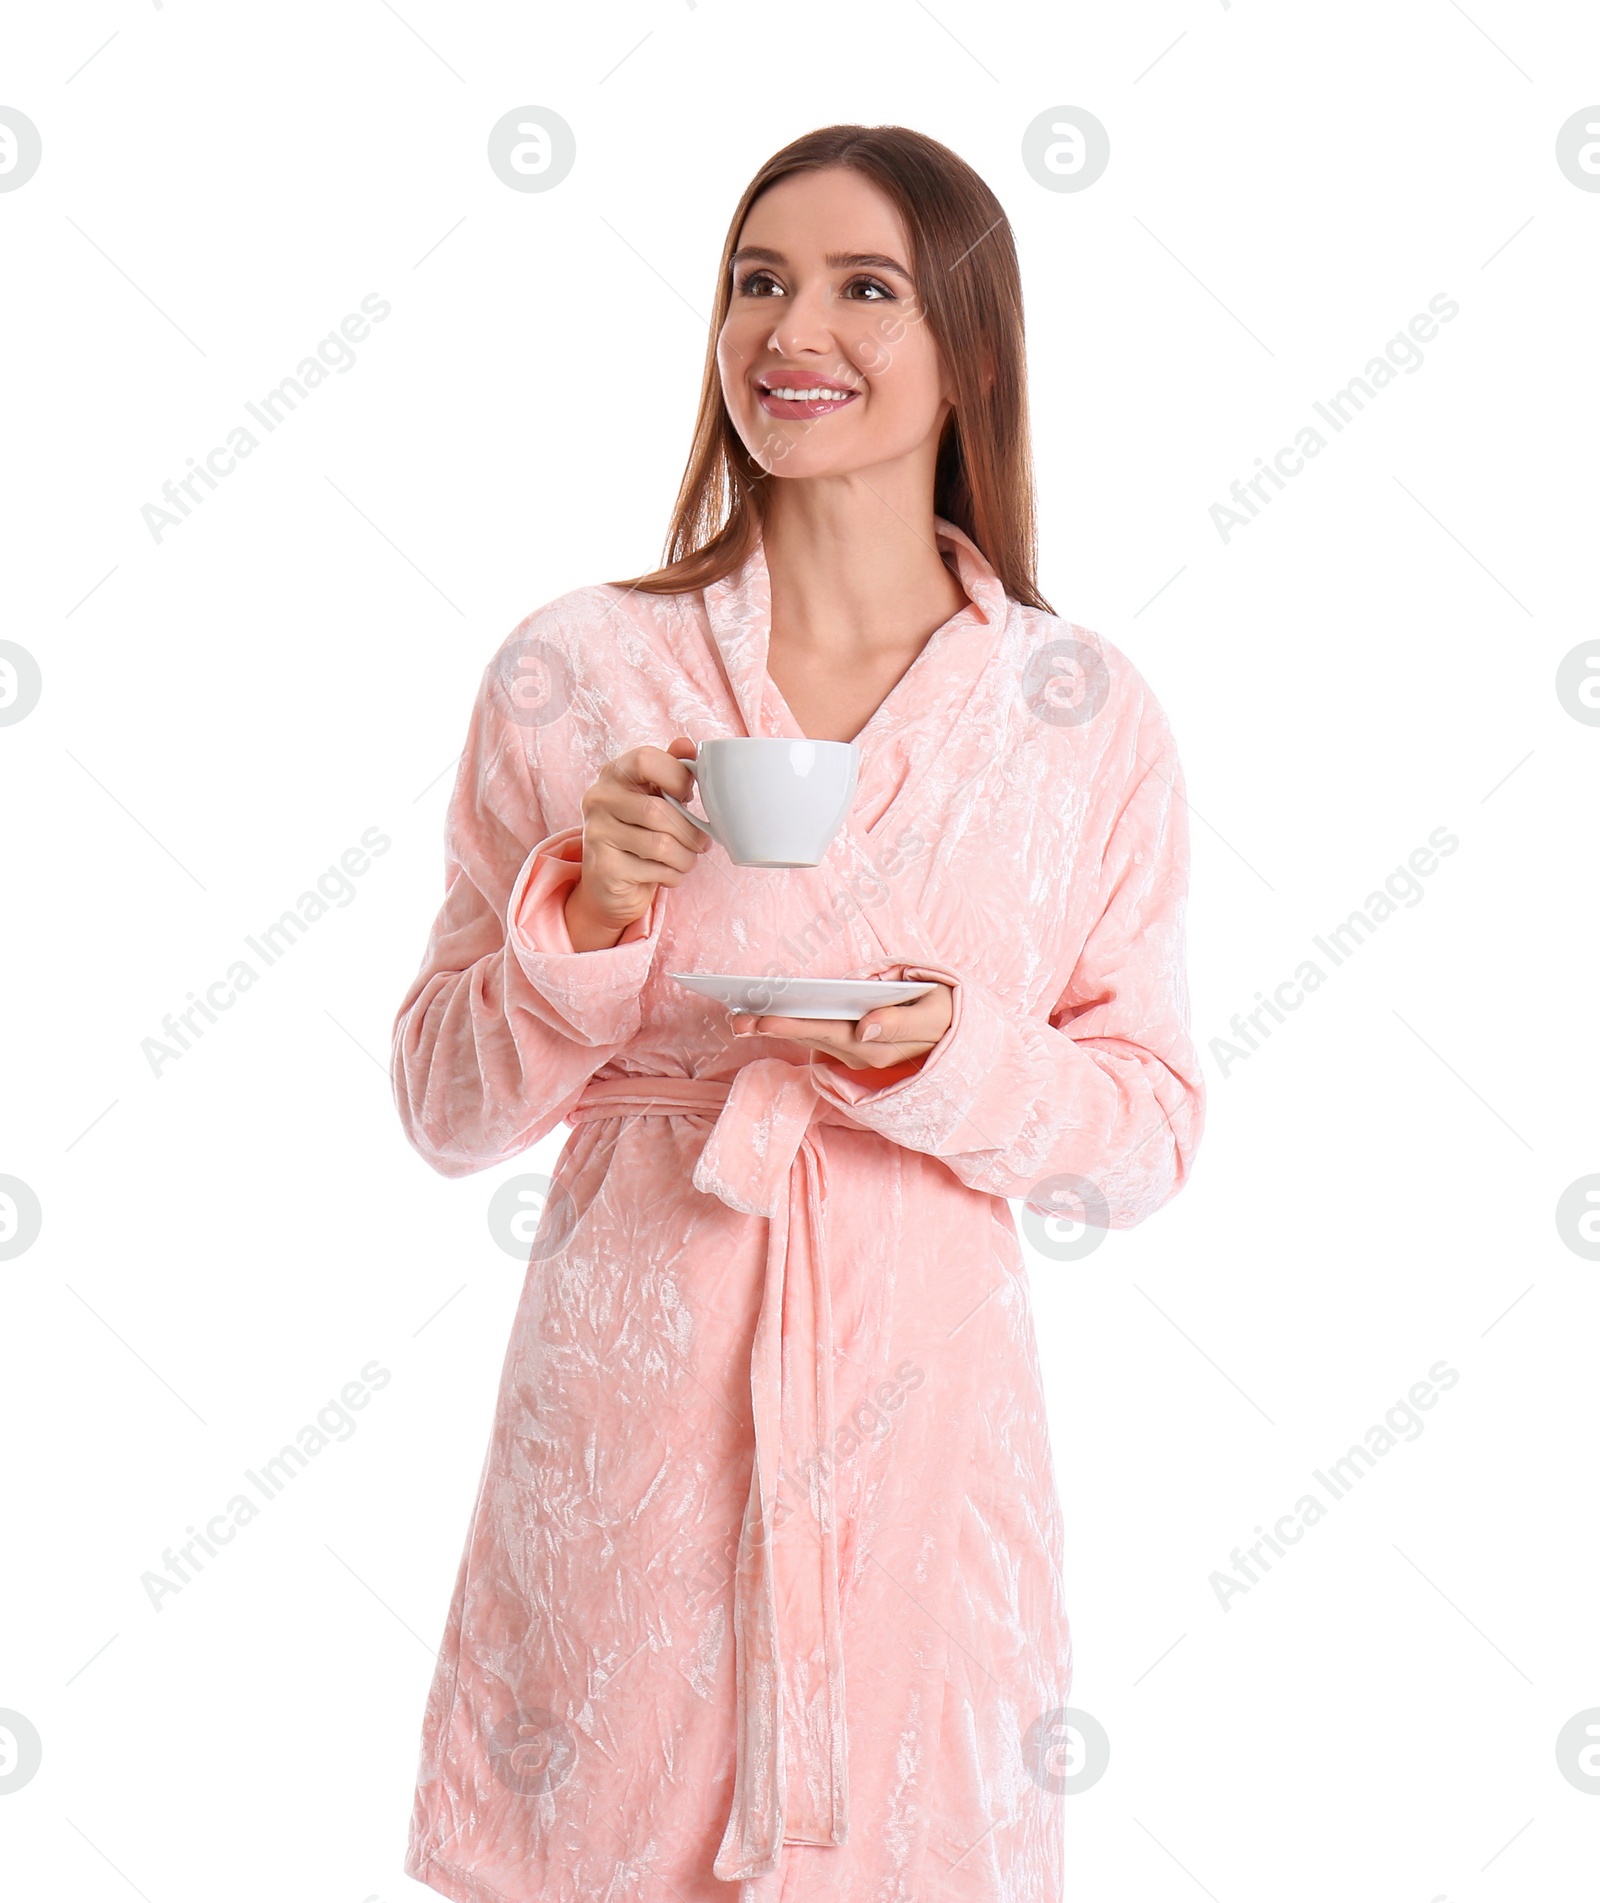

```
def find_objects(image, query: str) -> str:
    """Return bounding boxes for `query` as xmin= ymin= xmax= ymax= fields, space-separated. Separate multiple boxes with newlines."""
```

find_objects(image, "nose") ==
xmin=763 ymin=279 xmax=840 ymax=364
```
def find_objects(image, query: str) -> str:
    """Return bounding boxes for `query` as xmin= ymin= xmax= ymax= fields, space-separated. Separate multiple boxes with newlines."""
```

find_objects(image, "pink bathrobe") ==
xmin=391 ymin=517 xmax=1204 ymax=1903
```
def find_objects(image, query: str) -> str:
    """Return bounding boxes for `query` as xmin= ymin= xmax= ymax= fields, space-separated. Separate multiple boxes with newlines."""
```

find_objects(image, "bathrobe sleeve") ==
xmin=810 ymin=703 xmax=1205 ymax=1228
xmin=391 ymin=662 xmax=665 ymax=1178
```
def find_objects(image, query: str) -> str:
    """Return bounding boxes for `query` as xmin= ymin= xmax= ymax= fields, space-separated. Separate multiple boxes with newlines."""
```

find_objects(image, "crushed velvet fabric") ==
xmin=390 ymin=517 xmax=1205 ymax=1903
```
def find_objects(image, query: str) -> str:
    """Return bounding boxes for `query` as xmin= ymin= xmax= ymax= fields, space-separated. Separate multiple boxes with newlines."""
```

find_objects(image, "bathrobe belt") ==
xmin=567 ymin=1062 xmax=859 ymax=1882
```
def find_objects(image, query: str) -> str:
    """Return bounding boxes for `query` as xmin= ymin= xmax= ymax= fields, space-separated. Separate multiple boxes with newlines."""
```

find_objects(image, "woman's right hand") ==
xmin=564 ymin=737 xmax=712 ymax=951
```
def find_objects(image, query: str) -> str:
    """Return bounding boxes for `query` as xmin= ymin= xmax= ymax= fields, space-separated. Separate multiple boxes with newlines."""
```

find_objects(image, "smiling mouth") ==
xmin=755 ymin=380 xmax=862 ymax=417
xmin=764 ymin=384 xmax=859 ymax=403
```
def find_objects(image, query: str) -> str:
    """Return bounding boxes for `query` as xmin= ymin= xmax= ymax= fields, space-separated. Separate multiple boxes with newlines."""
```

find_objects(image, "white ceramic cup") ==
xmin=662 ymin=737 xmax=859 ymax=868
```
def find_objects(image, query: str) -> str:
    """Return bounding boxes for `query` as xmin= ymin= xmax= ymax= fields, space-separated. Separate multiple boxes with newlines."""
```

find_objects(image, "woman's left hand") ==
xmin=729 ymin=983 xmax=954 ymax=1071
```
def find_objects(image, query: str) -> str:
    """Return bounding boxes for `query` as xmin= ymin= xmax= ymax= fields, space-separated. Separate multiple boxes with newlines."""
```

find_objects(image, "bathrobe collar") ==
xmin=699 ymin=514 xmax=1013 ymax=748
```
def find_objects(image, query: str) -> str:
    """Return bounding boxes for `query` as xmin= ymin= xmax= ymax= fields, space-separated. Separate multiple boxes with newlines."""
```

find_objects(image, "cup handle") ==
xmin=661 ymin=792 xmax=712 ymax=835
xmin=660 ymin=758 xmax=713 ymax=835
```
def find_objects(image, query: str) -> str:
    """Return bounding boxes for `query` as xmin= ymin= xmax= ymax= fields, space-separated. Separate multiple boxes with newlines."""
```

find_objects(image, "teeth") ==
xmin=768 ymin=387 xmax=853 ymax=402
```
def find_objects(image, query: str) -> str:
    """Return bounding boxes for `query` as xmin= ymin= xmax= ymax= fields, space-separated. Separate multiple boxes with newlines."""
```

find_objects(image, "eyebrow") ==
xmin=729 ymin=245 xmax=914 ymax=280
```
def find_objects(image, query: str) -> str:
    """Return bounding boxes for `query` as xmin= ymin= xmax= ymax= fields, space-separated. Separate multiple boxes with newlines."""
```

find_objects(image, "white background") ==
xmin=2 ymin=4 xmax=1597 ymax=1900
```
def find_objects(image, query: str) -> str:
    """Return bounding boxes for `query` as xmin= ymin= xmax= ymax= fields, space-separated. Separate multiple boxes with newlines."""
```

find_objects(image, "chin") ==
xmin=747 ymin=441 xmax=892 ymax=483
xmin=763 ymin=454 xmax=854 ymax=480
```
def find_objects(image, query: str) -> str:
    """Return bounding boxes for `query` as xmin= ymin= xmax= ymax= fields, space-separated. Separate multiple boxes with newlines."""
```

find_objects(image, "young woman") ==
xmin=393 ymin=123 xmax=1205 ymax=1903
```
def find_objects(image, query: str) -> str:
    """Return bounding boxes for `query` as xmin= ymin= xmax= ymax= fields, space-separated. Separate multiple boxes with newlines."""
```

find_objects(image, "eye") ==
xmin=735 ymin=268 xmax=783 ymax=297
xmin=844 ymin=275 xmax=896 ymax=301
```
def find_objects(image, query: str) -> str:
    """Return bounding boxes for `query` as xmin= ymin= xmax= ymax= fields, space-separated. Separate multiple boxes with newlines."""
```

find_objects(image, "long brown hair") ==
xmin=609 ymin=124 xmax=1052 ymax=613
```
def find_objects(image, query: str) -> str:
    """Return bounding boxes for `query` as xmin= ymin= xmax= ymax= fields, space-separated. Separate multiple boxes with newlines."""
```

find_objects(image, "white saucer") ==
xmin=668 ymin=971 xmax=938 ymax=1019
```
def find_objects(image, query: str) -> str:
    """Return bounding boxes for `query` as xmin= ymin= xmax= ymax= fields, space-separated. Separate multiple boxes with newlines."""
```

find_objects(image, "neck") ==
xmin=758 ymin=466 xmax=965 ymax=654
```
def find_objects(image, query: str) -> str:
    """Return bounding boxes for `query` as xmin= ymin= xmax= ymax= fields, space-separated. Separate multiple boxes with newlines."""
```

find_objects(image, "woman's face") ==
xmin=717 ymin=166 xmax=955 ymax=484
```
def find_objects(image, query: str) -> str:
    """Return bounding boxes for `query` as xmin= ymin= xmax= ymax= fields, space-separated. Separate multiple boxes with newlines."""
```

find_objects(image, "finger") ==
xmin=854 ymin=1015 xmax=937 ymax=1062
xmin=857 ymin=992 xmax=947 ymax=1046
xmin=605 ymin=786 xmax=711 ymax=853
xmin=753 ymin=1016 xmax=859 ymax=1053
xmin=596 ymin=824 xmax=701 ymax=875
xmin=618 ymin=744 xmax=696 ymax=801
